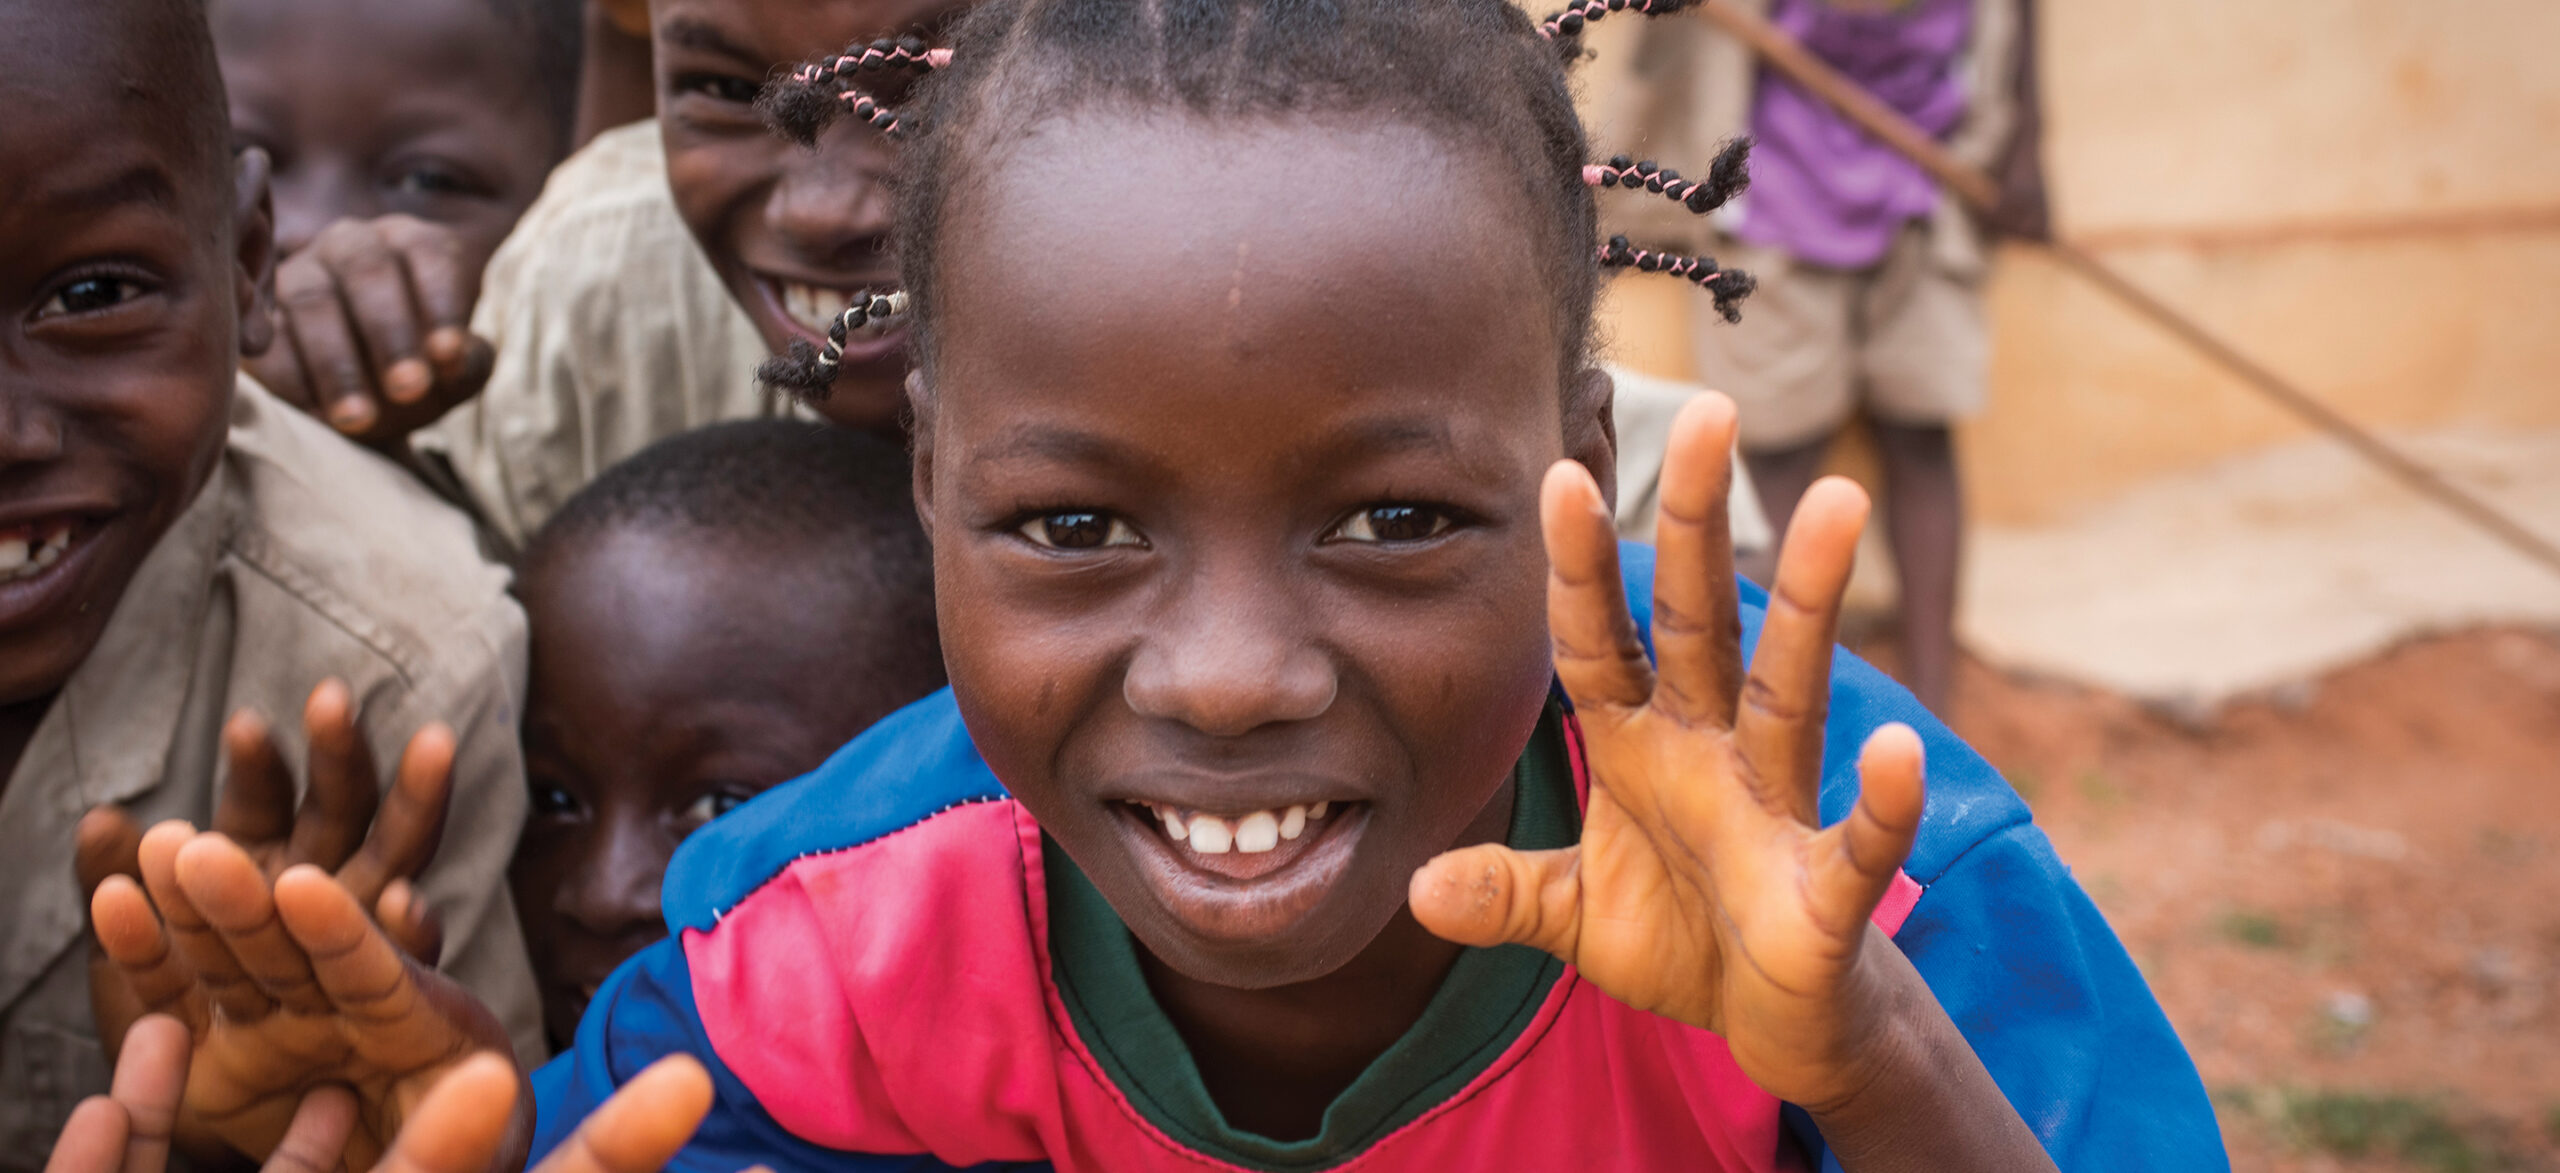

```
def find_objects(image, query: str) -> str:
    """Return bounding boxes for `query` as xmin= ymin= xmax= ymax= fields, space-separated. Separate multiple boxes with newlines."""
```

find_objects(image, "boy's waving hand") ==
xmin=1410 ymin=393 xmax=2059 ymax=1171
xmin=88 ymin=839 xmax=512 ymax=1172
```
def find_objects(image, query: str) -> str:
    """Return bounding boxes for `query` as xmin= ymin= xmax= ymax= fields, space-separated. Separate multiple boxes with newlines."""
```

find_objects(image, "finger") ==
xmin=107 ymin=1015 xmax=191 ymax=1173
xmin=259 ymin=1086 xmax=358 ymax=1173
xmin=1408 ymin=843 xmax=1584 ymax=961
xmin=1809 ymin=723 xmax=1926 ymax=932
xmin=77 ymin=807 xmax=146 ymax=899
xmin=529 ymin=1055 xmax=713 ymax=1173
xmin=45 ymin=1099 xmax=131 ymax=1173
xmin=275 ymin=262 xmax=381 ymax=435
xmin=212 ymin=710 xmax=297 ymax=849
xmin=339 ymin=724 xmax=454 ymax=906
xmin=422 ymin=330 xmax=496 ymax=412
xmin=1647 ymin=394 xmax=1746 ymax=728
xmin=377 ymin=880 xmax=446 ymax=967
xmin=1541 ymin=460 xmax=1654 ymax=717
xmin=1732 ymin=476 xmax=1868 ymax=826
xmin=372 ymin=1055 xmax=518 ymax=1173
xmin=316 ymin=227 xmax=432 ymax=406
xmin=91 ymin=878 xmax=201 ymax=1027
xmin=137 ymin=823 xmax=271 ymax=1021
xmin=272 ymin=866 xmax=426 ymax=1025
xmin=173 ymin=836 xmax=329 ymax=1014
xmin=290 ymin=679 xmax=381 ymax=870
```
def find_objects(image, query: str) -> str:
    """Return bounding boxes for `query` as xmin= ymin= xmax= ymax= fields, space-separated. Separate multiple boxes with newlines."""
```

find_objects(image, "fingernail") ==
xmin=425 ymin=327 xmax=467 ymax=367
xmin=329 ymin=398 xmax=377 ymax=432
xmin=385 ymin=358 xmax=433 ymax=404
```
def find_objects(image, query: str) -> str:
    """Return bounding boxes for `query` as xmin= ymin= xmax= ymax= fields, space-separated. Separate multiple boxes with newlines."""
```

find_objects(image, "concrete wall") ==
xmin=1587 ymin=0 xmax=2560 ymax=526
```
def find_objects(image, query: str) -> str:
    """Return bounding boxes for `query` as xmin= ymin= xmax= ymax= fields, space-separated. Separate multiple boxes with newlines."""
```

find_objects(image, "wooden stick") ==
xmin=1694 ymin=0 xmax=2560 ymax=579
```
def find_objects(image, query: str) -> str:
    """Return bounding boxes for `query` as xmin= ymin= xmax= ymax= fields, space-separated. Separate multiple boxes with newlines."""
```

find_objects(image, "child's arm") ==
xmin=1410 ymin=394 xmax=2056 ymax=1171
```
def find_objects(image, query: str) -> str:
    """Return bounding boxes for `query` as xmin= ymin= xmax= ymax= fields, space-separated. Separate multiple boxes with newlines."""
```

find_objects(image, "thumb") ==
xmin=1408 ymin=844 xmax=1583 ymax=960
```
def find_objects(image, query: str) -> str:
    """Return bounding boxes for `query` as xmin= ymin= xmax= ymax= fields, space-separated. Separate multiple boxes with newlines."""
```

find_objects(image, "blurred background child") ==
xmin=507 ymin=420 xmax=942 ymax=1052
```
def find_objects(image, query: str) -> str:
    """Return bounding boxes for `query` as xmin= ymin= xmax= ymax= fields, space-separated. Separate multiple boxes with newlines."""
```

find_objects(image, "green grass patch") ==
xmin=2219 ymin=1087 xmax=2507 ymax=1173
xmin=2214 ymin=908 xmax=2285 ymax=949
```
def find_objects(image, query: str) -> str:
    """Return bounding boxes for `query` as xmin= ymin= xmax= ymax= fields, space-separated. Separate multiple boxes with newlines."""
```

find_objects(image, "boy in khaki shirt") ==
xmin=0 ymin=0 xmax=541 ymax=1159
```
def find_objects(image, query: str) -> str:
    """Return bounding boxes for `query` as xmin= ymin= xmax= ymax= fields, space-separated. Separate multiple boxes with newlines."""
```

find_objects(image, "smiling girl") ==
xmin=91 ymin=1 xmax=2224 ymax=1169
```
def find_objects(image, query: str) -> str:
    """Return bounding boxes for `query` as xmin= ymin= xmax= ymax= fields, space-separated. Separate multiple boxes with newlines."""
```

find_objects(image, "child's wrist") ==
xmin=1786 ymin=931 xmax=1934 ymax=1117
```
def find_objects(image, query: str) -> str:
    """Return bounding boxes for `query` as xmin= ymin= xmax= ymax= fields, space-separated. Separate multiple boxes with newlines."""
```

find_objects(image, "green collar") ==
xmin=1044 ymin=701 xmax=1580 ymax=1172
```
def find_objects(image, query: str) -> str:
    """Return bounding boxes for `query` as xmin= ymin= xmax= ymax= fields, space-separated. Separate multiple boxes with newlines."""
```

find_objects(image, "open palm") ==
xmin=89 ymin=832 xmax=508 ymax=1171
xmin=1411 ymin=393 xmax=1926 ymax=1110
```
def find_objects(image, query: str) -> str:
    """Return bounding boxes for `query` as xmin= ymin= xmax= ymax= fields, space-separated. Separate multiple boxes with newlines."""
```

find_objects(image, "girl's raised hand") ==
xmin=1409 ymin=393 xmax=1927 ymax=1112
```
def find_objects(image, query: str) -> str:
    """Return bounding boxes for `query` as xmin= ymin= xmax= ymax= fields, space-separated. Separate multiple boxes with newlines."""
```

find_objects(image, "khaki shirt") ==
xmin=0 ymin=380 xmax=544 ymax=1164
xmin=419 ymin=120 xmax=794 ymax=556
xmin=1608 ymin=363 xmax=1774 ymax=554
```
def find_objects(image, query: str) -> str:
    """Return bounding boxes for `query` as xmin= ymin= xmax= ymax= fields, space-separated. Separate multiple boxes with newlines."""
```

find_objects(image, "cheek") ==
xmin=933 ymin=546 xmax=1116 ymax=793
xmin=662 ymin=140 xmax=771 ymax=265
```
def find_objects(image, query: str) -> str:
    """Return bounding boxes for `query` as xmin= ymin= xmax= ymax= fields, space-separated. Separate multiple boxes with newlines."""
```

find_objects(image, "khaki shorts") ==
xmin=1693 ymin=225 xmax=1987 ymax=452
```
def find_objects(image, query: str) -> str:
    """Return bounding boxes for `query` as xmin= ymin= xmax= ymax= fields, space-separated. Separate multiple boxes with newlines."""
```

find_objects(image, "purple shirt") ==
xmin=1733 ymin=0 xmax=1971 ymax=270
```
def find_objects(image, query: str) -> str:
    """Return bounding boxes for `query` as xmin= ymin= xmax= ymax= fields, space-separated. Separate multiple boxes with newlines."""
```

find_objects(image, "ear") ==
xmin=1564 ymin=365 xmax=1619 ymax=512
xmin=230 ymin=147 xmax=279 ymax=359
xmin=906 ymin=369 xmax=938 ymax=534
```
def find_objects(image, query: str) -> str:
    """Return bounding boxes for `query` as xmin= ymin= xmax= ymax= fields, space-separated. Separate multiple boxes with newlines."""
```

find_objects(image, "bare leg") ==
xmin=1738 ymin=437 xmax=1833 ymax=587
xmin=1871 ymin=422 xmax=1961 ymax=714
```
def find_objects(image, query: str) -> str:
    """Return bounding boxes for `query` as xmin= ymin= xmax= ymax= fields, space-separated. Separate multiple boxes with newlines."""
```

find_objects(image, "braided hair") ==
xmin=755 ymin=0 xmax=1753 ymax=399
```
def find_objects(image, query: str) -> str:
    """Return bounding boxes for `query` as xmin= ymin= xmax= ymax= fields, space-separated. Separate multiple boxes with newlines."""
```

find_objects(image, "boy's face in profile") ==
xmin=648 ymin=0 xmax=973 ymax=434
xmin=918 ymin=113 xmax=1609 ymax=990
xmin=510 ymin=526 xmax=924 ymax=1048
xmin=0 ymin=0 xmax=272 ymax=711
xmin=212 ymin=0 xmax=565 ymax=263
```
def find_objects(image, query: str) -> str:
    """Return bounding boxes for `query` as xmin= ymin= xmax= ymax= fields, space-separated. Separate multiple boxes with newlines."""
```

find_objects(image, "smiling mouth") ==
xmin=0 ymin=520 xmax=76 ymax=585
xmin=1117 ymin=796 xmax=1365 ymax=891
xmin=759 ymin=276 xmax=905 ymax=341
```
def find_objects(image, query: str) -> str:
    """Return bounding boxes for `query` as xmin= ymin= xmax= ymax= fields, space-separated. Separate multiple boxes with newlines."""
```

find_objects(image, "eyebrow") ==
xmin=37 ymin=165 xmax=180 ymax=213
xmin=657 ymin=18 xmax=765 ymax=67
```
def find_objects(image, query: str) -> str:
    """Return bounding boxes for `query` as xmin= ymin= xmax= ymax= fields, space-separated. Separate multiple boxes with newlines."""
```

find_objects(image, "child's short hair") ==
xmin=752 ymin=0 xmax=1753 ymax=397
xmin=523 ymin=420 xmax=938 ymax=676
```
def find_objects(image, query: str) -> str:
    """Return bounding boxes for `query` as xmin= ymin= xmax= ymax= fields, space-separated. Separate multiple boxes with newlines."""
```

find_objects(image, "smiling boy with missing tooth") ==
xmin=0 ymin=0 xmax=541 ymax=1157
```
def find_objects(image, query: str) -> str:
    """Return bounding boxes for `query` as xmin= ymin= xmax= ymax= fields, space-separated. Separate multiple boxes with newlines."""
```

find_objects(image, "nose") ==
xmin=0 ymin=379 xmax=66 ymax=470
xmin=765 ymin=127 xmax=895 ymax=268
xmin=270 ymin=163 xmax=375 ymax=259
xmin=551 ymin=809 xmax=668 ymax=942
xmin=1123 ymin=559 xmax=1339 ymax=736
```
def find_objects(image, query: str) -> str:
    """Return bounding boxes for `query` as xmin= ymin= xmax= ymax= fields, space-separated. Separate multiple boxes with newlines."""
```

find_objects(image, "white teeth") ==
xmin=1280 ymin=805 xmax=1307 ymax=841
xmin=1234 ymin=811 xmax=1280 ymax=854
xmin=1310 ymin=801 xmax=1330 ymax=819
xmin=1188 ymin=815 xmax=1234 ymax=854
xmin=1158 ymin=805 xmax=1188 ymax=842
xmin=0 ymin=527 xmax=72 ymax=583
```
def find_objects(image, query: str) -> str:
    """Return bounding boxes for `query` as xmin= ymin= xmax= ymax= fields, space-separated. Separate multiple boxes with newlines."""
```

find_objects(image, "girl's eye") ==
xmin=1017 ymin=512 xmax=1145 ymax=551
xmin=1329 ymin=505 xmax=1457 ymax=544
xmin=680 ymin=789 xmax=754 ymax=826
xmin=36 ymin=277 xmax=146 ymax=320
xmin=673 ymin=73 xmax=762 ymax=105
xmin=529 ymin=784 xmax=584 ymax=819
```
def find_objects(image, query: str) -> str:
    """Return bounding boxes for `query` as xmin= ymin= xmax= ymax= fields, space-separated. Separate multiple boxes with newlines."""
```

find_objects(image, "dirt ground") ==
xmin=1854 ymin=623 xmax=2560 ymax=1171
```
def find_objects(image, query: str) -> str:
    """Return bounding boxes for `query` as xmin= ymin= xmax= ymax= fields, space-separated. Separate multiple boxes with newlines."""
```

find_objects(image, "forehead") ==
xmin=0 ymin=0 xmax=223 ymax=207
xmin=932 ymin=111 xmax=1560 ymax=431
xmin=652 ymin=0 xmax=973 ymax=65
xmin=212 ymin=0 xmax=530 ymax=78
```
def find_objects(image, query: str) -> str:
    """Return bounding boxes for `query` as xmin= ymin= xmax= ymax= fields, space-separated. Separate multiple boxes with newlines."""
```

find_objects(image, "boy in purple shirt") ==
xmin=1611 ymin=0 xmax=2032 ymax=713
